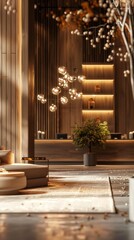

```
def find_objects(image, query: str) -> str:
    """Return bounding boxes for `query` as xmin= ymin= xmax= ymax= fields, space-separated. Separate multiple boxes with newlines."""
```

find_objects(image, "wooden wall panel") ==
xmin=34 ymin=0 xmax=134 ymax=139
xmin=0 ymin=0 xmax=22 ymax=161
xmin=114 ymin=37 xmax=134 ymax=135
xmin=34 ymin=0 xmax=83 ymax=139
xmin=0 ymin=0 xmax=36 ymax=160
xmin=34 ymin=3 xmax=58 ymax=139
xmin=0 ymin=1 xmax=1 ymax=143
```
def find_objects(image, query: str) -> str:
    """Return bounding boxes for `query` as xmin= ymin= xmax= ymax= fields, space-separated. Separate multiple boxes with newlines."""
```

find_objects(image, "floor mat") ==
xmin=0 ymin=174 xmax=116 ymax=213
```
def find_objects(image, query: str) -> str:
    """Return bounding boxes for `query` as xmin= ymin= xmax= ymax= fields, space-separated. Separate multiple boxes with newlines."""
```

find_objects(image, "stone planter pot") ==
xmin=83 ymin=153 xmax=96 ymax=166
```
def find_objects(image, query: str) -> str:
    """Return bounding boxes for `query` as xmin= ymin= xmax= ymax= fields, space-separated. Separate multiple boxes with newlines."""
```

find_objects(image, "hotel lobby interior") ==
xmin=0 ymin=0 xmax=134 ymax=239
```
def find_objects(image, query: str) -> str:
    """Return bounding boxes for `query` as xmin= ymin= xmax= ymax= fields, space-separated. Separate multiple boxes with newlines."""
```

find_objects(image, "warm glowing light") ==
xmin=60 ymin=96 xmax=68 ymax=104
xmin=49 ymin=104 xmax=57 ymax=112
xmin=82 ymin=64 xmax=114 ymax=69
xmin=77 ymin=75 xmax=86 ymax=82
xmin=37 ymin=94 xmax=47 ymax=104
xmin=82 ymin=94 xmax=114 ymax=98
xmin=4 ymin=0 xmax=16 ymax=14
xmin=52 ymin=86 xmax=61 ymax=95
xmin=82 ymin=79 xmax=114 ymax=83
xmin=82 ymin=110 xmax=114 ymax=113
xmin=58 ymin=66 xmax=67 ymax=75
xmin=41 ymin=98 xmax=47 ymax=104
xmin=37 ymin=94 xmax=44 ymax=101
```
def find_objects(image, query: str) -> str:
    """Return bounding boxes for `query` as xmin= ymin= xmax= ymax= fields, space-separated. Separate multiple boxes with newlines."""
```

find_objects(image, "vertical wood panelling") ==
xmin=34 ymin=0 xmax=134 ymax=138
xmin=35 ymin=1 xmax=83 ymax=138
xmin=11 ymin=53 xmax=16 ymax=151
xmin=0 ymin=0 xmax=2 ymax=143
xmin=35 ymin=1 xmax=58 ymax=139
xmin=27 ymin=0 xmax=35 ymax=157
xmin=57 ymin=29 xmax=82 ymax=135
xmin=0 ymin=0 xmax=22 ymax=161
xmin=21 ymin=0 xmax=29 ymax=158
xmin=1 ymin=54 xmax=7 ymax=146
xmin=6 ymin=7 xmax=11 ymax=149
xmin=1 ymin=0 xmax=7 ymax=147
xmin=0 ymin=0 xmax=133 ymax=157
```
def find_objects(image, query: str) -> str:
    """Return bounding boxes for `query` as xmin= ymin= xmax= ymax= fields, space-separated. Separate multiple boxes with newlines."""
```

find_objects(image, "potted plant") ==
xmin=73 ymin=119 xmax=110 ymax=166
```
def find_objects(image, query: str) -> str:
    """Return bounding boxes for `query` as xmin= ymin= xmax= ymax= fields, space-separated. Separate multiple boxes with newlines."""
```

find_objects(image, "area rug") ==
xmin=0 ymin=174 xmax=116 ymax=213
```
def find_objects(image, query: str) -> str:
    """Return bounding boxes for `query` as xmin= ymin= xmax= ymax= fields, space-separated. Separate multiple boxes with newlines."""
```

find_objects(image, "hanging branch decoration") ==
xmin=51 ymin=0 xmax=134 ymax=97
xmin=109 ymin=0 xmax=134 ymax=97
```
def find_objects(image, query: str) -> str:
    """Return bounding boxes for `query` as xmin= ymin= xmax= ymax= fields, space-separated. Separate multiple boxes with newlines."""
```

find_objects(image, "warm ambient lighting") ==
xmin=82 ymin=79 xmax=114 ymax=82
xmin=49 ymin=104 xmax=57 ymax=112
xmin=82 ymin=64 xmax=114 ymax=69
xmin=82 ymin=110 xmax=114 ymax=127
xmin=51 ymin=66 xmax=84 ymax=108
xmin=82 ymin=95 xmax=114 ymax=98
xmin=37 ymin=94 xmax=47 ymax=104
xmin=60 ymin=96 xmax=68 ymax=104
xmin=51 ymin=1 xmax=133 ymax=79
xmin=37 ymin=66 xmax=84 ymax=113
xmin=4 ymin=0 xmax=16 ymax=14
xmin=82 ymin=110 xmax=114 ymax=113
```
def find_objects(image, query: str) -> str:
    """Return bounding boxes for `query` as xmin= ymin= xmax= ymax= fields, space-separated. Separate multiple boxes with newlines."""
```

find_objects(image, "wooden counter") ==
xmin=35 ymin=139 xmax=134 ymax=164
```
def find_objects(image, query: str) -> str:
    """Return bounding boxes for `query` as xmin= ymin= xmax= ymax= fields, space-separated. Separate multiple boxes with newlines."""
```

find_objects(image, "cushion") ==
xmin=2 ymin=163 xmax=48 ymax=179
xmin=0 ymin=150 xmax=14 ymax=165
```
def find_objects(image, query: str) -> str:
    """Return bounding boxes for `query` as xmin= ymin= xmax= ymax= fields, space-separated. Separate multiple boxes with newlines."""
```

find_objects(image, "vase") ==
xmin=83 ymin=153 xmax=96 ymax=166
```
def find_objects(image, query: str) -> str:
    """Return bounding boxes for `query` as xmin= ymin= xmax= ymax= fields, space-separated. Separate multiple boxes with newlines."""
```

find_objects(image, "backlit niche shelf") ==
xmin=82 ymin=64 xmax=115 ymax=132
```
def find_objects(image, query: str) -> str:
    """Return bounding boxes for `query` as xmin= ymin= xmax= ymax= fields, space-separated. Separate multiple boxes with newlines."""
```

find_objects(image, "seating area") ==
xmin=0 ymin=170 xmax=26 ymax=195
xmin=0 ymin=150 xmax=49 ymax=192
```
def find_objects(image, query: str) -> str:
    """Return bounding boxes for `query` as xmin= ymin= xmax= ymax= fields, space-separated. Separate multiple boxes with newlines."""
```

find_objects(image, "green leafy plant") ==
xmin=73 ymin=119 xmax=110 ymax=153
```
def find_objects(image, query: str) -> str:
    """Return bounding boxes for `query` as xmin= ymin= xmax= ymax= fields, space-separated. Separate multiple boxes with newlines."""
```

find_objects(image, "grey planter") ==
xmin=83 ymin=153 xmax=96 ymax=166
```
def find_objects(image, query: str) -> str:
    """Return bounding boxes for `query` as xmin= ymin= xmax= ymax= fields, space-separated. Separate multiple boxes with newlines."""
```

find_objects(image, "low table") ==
xmin=22 ymin=157 xmax=49 ymax=180
xmin=0 ymin=171 xmax=26 ymax=195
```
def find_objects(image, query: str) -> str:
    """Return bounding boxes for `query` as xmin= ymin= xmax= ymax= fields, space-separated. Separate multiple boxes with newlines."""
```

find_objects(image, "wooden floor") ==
xmin=0 ymin=165 xmax=134 ymax=240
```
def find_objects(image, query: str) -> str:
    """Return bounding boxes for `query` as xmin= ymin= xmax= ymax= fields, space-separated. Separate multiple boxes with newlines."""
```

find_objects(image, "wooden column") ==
xmin=21 ymin=0 xmax=35 ymax=157
xmin=0 ymin=0 xmax=22 ymax=161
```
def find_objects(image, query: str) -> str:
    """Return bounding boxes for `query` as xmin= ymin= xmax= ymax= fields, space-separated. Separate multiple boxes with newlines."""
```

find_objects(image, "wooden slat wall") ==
xmin=0 ymin=0 xmax=133 ymax=158
xmin=0 ymin=0 xmax=35 ymax=160
xmin=0 ymin=0 xmax=21 ymax=161
xmin=35 ymin=0 xmax=83 ymax=139
xmin=57 ymin=29 xmax=83 ymax=135
xmin=21 ymin=0 xmax=35 ymax=158
xmin=34 ymin=0 xmax=134 ymax=139
xmin=35 ymin=4 xmax=58 ymax=139
xmin=114 ymin=37 xmax=134 ymax=135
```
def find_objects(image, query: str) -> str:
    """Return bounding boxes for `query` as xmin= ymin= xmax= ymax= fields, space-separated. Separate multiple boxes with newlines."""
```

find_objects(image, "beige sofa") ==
xmin=0 ymin=150 xmax=49 ymax=188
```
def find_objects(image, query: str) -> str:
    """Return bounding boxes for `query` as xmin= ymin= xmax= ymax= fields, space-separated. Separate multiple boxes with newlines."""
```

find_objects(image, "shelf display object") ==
xmin=82 ymin=64 xmax=115 ymax=132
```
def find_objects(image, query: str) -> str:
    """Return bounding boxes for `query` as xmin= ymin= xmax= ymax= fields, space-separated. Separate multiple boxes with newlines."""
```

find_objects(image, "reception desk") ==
xmin=35 ymin=139 xmax=134 ymax=164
